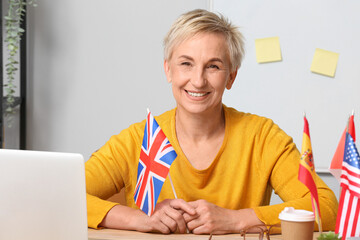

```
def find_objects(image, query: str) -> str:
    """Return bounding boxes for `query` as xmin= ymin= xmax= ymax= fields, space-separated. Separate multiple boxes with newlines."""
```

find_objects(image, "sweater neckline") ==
xmin=170 ymin=105 xmax=230 ymax=174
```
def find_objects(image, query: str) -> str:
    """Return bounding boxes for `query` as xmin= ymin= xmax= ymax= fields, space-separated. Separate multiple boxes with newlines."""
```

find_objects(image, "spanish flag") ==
xmin=298 ymin=116 xmax=322 ymax=232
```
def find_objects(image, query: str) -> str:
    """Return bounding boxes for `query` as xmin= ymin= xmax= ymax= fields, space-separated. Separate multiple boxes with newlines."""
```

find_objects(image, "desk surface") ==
xmin=88 ymin=228 xmax=321 ymax=240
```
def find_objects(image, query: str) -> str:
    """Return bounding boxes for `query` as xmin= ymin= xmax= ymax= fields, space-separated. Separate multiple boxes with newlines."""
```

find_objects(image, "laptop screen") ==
xmin=0 ymin=149 xmax=88 ymax=240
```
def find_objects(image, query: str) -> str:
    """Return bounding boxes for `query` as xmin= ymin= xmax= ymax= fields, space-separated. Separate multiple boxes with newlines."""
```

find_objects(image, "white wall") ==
xmin=27 ymin=0 xmax=209 ymax=159
xmin=213 ymin=0 xmax=359 ymax=201
xmin=25 ymin=0 xmax=340 ymax=201
xmin=213 ymin=0 xmax=360 ymax=170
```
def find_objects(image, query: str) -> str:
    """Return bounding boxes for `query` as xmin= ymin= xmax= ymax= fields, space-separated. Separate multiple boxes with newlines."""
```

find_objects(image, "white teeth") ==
xmin=187 ymin=91 xmax=208 ymax=97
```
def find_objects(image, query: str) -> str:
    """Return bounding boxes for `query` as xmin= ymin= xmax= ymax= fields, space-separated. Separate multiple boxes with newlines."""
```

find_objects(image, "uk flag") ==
xmin=134 ymin=110 xmax=177 ymax=216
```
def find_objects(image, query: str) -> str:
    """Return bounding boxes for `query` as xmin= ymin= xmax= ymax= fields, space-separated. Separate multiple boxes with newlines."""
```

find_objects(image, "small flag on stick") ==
xmin=298 ymin=115 xmax=322 ymax=232
xmin=330 ymin=112 xmax=356 ymax=181
xmin=335 ymin=132 xmax=360 ymax=239
xmin=134 ymin=110 xmax=177 ymax=216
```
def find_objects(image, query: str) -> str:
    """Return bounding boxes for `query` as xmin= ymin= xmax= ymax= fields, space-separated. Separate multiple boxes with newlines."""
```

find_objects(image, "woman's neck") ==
xmin=175 ymin=105 xmax=225 ymax=142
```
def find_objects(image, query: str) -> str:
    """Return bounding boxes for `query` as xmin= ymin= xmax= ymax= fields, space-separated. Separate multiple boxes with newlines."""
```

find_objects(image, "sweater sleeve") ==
xmin=252 ymin=119 xmax=338 ymax=231
xmin=85 ymin=140 xmax=125 ymax=229
xmin=85 ymin=123 xmax=143 ymax=229
xmin=85 ymin=151 xmax=122 ymax=229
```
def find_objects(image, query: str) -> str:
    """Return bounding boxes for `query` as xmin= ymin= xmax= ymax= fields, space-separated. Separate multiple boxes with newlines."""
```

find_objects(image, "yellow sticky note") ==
xmin=310 ymin=48 xmax=339 ymax=77
xmin=255 ymin=37 xmax=282 ymax=63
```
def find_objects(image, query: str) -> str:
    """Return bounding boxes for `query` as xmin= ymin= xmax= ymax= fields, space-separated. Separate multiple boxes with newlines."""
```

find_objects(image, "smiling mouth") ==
xmin=185 ymin=90 xmax=210 ymax=97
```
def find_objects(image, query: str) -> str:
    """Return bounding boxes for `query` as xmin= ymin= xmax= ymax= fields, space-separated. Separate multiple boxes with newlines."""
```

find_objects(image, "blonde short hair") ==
xmin=163 ymin=9 xmax=245 ymax=72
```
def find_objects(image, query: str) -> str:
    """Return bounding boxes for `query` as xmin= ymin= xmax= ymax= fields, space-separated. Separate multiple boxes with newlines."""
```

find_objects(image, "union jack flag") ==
xmin=134 ymin=110 xmax=177 ymax=216
xmin=336 ymin=133 xmax=360 ymax=239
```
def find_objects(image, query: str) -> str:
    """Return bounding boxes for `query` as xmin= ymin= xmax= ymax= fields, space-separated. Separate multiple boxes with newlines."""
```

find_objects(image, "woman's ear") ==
xmin=164 ymin=60 xmax=171 ymax=83
xmin=226 ymin=70 xmax=238 ymax=90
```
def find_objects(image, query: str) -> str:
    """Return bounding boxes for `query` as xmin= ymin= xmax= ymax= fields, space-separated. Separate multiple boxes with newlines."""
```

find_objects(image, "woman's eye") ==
xmin=181 ymin=62 xmax=191 ymax=66
xmin=208 ymin=64 xmax=220 ymax=69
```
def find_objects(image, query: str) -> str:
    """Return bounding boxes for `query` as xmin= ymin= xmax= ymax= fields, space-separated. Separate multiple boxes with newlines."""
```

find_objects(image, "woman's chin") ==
xmin=177 ymin=103 xmax=221 ymax=116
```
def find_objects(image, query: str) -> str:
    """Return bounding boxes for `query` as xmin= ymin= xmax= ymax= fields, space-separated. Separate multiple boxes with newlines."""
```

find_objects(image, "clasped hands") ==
xmin=146 ymin=199 xmax=241 ymax=234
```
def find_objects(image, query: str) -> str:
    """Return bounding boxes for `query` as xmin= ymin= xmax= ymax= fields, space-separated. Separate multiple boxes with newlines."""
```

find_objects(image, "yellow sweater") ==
xmin=85 ymin=106 xmax=338 ymax=230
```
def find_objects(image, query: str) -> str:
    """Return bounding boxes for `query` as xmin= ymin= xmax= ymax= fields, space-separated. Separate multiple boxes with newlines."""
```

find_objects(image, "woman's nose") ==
xmin=190 ymin=67 xmax=207 ymax=88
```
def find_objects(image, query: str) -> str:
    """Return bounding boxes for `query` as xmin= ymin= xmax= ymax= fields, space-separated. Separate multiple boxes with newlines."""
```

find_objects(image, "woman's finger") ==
xmin=164 ymin=207 xmax=188 ymax=233
xmin=169 ymin=199 xmax=197 ymax=216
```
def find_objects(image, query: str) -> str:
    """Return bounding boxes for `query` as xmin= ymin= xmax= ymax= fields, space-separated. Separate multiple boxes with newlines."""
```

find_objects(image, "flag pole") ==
xmin=169 ymin=172 xmax=189 ymax=233
xmin=153 ymin=105 xmax=182 ymax=230
xmin=168 ymin=173 xmax=178 ymax=199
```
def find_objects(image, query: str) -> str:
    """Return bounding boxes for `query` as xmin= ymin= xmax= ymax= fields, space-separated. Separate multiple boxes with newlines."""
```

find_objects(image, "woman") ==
xmin=85 ymin=9 xmax=338 ymax=234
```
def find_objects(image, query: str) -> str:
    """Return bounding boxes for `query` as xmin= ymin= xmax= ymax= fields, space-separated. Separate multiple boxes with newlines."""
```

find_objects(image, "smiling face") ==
xmin=164 ymin=32 xmax=237 ymax=116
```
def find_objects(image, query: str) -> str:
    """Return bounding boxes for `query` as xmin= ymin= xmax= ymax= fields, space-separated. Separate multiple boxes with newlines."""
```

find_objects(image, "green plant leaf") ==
xmin=3 ymin=0 xmax=37 ymax=125
xmin=317 ymin=231 xmax=341 ymax=240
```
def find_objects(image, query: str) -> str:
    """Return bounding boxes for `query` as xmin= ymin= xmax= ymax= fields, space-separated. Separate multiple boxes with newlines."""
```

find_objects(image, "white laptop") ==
xmin=0 ymin=149 xmax=88 ymax=240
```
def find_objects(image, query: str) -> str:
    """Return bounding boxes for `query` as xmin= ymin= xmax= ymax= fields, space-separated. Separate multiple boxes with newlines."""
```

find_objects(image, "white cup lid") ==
xmin=278 ymin=207 xmax=315 ymax=222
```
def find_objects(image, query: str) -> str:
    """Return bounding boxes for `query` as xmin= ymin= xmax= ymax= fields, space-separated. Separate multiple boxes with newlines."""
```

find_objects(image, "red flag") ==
xmin=298 ymin=116 xmax=322 ymax=232
xmin=330 ymin=115 xmax=356 ymax=181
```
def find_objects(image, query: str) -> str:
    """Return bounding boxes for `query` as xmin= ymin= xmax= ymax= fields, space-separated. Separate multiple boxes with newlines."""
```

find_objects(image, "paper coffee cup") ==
xmin=279 ymin=207 xmax=315 ymax=240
